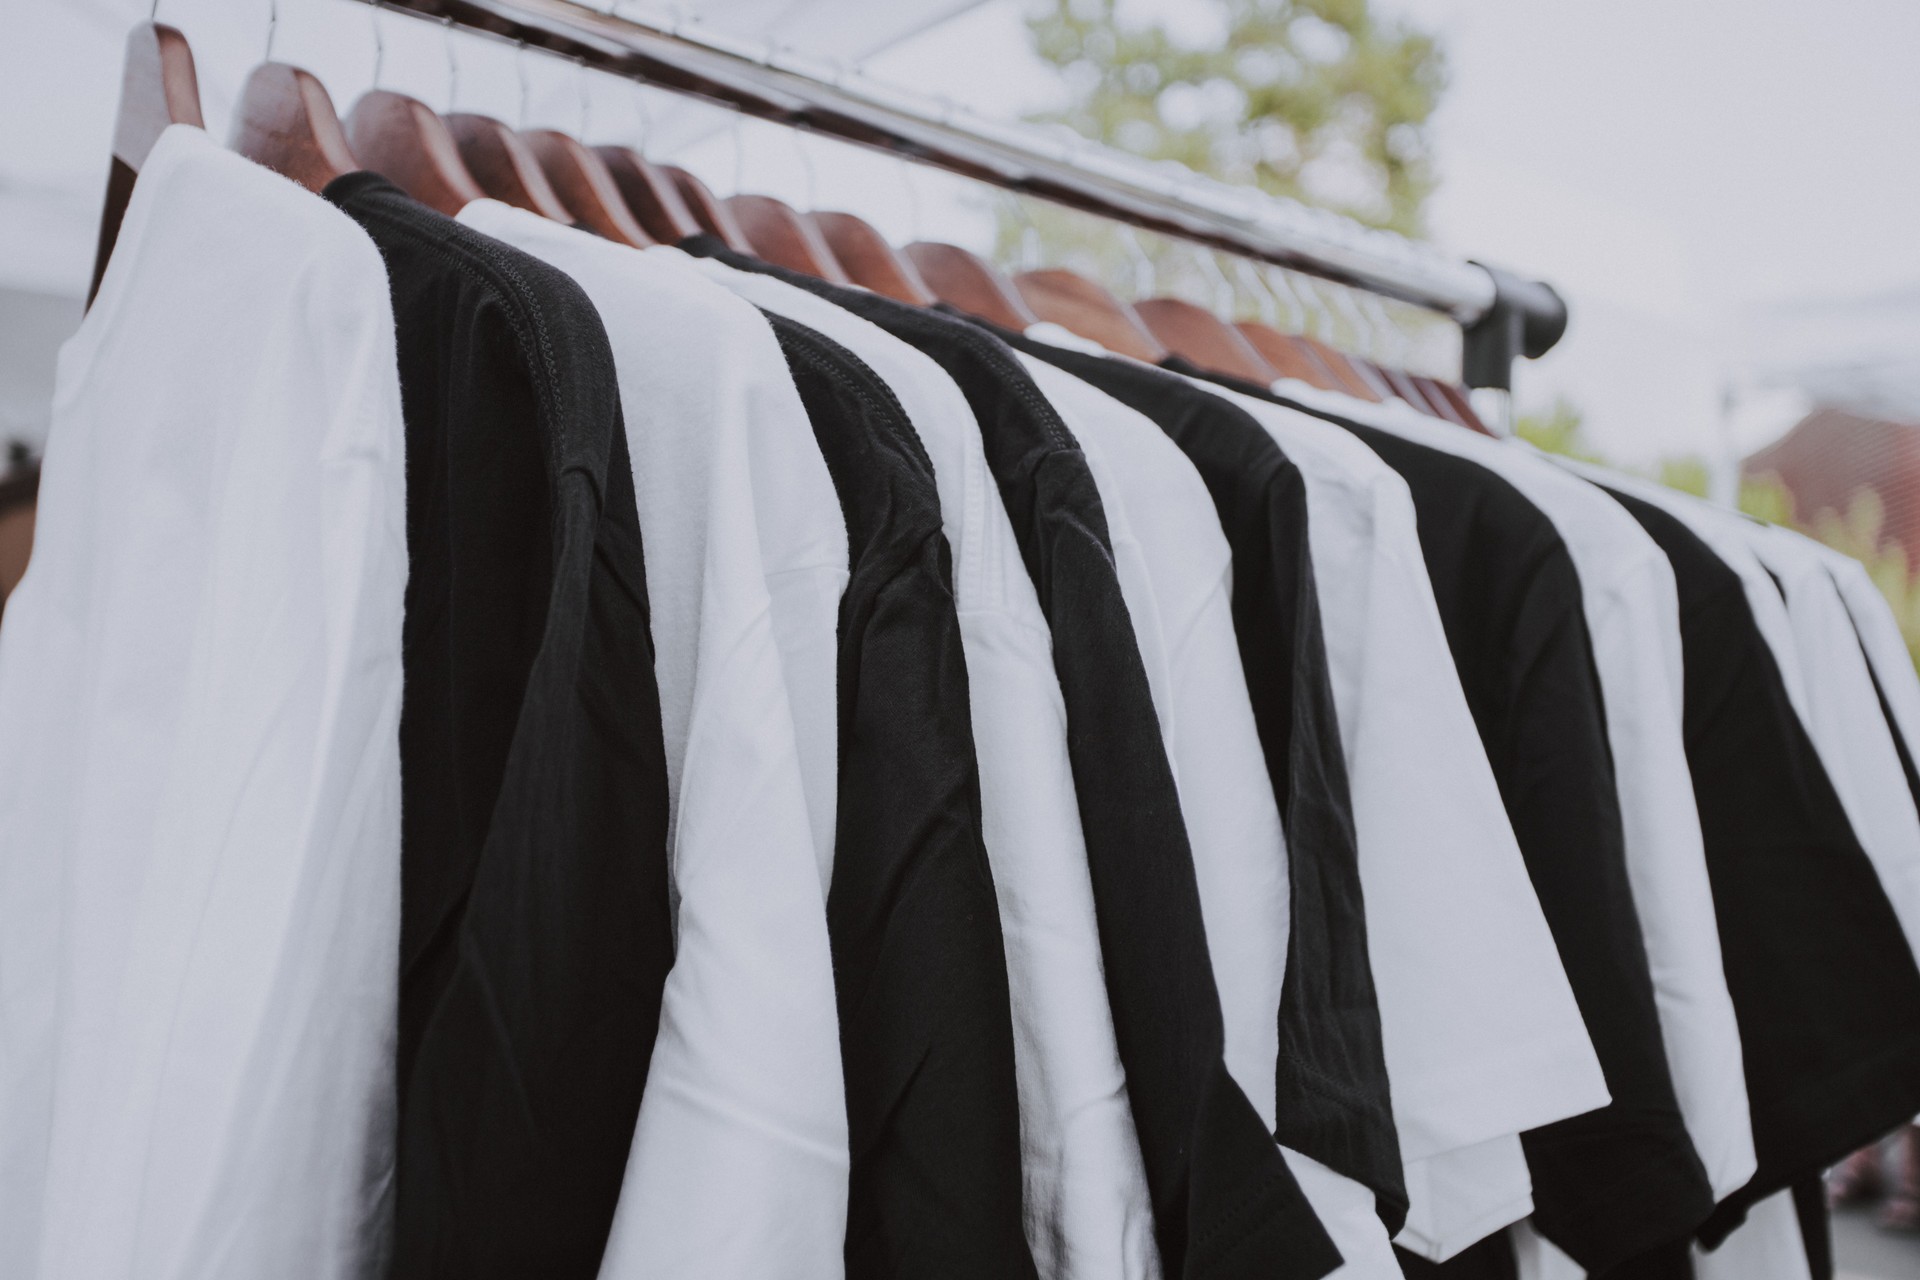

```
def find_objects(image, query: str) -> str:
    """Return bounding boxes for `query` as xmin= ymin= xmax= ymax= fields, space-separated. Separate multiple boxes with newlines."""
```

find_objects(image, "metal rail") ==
xmin=370 ymin=0 xmax=1568 ymax=381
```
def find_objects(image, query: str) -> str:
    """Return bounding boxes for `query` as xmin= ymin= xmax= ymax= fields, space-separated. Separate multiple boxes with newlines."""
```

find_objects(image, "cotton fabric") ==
xmin=680 ymin=237 xmax=1341 ymax=1279
xmin=0 ymin=126 xmax=405 ymax=1280
xmin=328 ymin=173 xmax=673 ymax=1277
xmin=1005 ymin=334 xmax=1403 ymax=1237
xmin=1823 ymin=546 xmax=1920 ymax=799
xmin=688 ymin=255 xmax=1160 ymax=1280
xmin=1003 ymin=339 xmax=1418 ymax=1280
xmin=765 ymin=313 xmax=1038 ymax=1279
xmin=1177 ymin=367 xmax=1714 ymax=1271
xmin=1571 ymin=471 xmax=1920 ymax=1244
xmin=451 ymin=203 xmax=852 ymax=1280
xmin=1292 ymin=393 xmax=1754 ymax=1206
xmin=1161 ymin=375 xmax=1605 ymax=1261
xmin=1736 ymin=520 xmax=1920 ymax=955
xmin=1021 ymin=353 xmax=1412 ymax=1279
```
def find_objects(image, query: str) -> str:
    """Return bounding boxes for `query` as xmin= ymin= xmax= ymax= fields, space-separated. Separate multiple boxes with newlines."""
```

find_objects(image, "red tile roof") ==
xmin=1745 ymin=407 xmax=1920 ymax=577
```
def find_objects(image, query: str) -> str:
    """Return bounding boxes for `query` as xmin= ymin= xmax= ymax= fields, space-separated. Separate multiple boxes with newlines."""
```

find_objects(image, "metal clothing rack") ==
xmin=365 ymin=0 xmax=1568 ymax=389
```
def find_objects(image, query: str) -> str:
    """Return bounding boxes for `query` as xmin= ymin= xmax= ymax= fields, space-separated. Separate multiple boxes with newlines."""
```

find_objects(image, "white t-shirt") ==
xmin=1822 ymin=547 xmax=1920 ymax=773
xmin=1020 ymin=355 xmax=1414 ymax=1277
xmin=1176 ymin=376 xmax=1609 ymax=1261
xmin=1560 ymin=465 xmax=1812 ymax=719
xmin=1739 ymin=521 xmax=1920 ymax=957
xmin=1565 ymin=465 xmax=1920 ymax=962
xmin=1014 ymin=357 xmax=1289 ymax=1120
xmin=454 ymin=204 xmax=850 ymax=1280
xmin=690 ymin=265 xmax=1159 ymax=1280
xmin=0 ymin=125 xmax=407 ymax=1280
xmin=1277 ymin=389 xmax=1753 ymax=1201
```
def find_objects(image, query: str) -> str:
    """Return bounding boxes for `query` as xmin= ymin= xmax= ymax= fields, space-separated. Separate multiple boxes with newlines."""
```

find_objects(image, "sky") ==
xmin=4 ymin=0 xmax=1918 ymax=464
xmin=862 ymin=0 xmax=1920 ymax=463
xmin=1380 ymin=0 xmax=1920 ymax=462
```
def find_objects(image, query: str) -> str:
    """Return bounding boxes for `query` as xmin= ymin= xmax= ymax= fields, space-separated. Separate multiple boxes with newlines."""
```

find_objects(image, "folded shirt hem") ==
xmin=1393 ymin=1190 xmax=1535 ymax=1263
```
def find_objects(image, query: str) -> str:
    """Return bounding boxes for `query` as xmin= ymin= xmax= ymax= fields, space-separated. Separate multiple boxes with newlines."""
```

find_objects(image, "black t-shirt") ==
xmin=762 ymin=312 xmax=1036 ymax=1279
xmin=995 ymin=338 xmax=1404 ymax=1234
xmin=1600 ymin=487 xmax=1920 ymax=1246
xmin=325 ymin=173 xmax=674 ymax=1279
xmin=676 ymin=239 xmax=1342 ymax=1280
xmin=1168 ymin=363 xmax=1712 ymax=1271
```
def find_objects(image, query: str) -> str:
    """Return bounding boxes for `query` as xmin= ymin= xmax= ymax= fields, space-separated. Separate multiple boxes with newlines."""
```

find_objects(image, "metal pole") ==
xmin=367 ymin=0 xmax=1568 ymax=380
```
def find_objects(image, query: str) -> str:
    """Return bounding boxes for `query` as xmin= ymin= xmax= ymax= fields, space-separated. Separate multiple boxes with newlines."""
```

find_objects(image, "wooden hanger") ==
xmin=596 ymin=146 xmax=701 ymax=242
xmin=1404 ymin=372 xmax=1465 ymax=424
xmin=445 ymin=113 xmax=574 ymax=223
xmin=903 ymin=242 xmax=1040 ymax=330
xmin=1233 ymin=321 xmax=1341 ymax=391
xmin=229 ymin=62 xmax=359 ymax=194
xmin=1366 ymin=359 xmax=1444 ymax=416
xmin=1344 ymin=357 xmax=1396 ymax=402
xmin=91 ymin=22 xmax=204 ymax=307
xmin=523 ymin=129 xmax=653 ymax=245
xmin=1418 ymin=378 xmax=1494 ymax=435
xmin=662 ymin=165 xmax=755 ymax=251
xmin=344 ymin=89 xmax=484 ymax=216
xmin=1015 ymin=269 xmax=1167 ymax=362
xmin=810 ymin=211 xmax=936 ymax=304
xmin=1133 ymin=297 xmax=1277 ymax=383
xmin=1296 ymin=335 xmax=1386 ymax=402
xmin=725 ymin=194 xmax=852 ymax=283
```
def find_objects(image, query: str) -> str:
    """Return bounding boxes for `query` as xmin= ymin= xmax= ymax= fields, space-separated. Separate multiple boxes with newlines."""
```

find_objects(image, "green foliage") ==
xmin=1734 ymin=472 xmax=1794 ymax=526
xmin=1647 ymin=454 xmax=1795 ymax=523
xmin=1002 ymin=0 xmax=1446 ymax=300
xmin=1515 ymin=399 xmax=1603 ymax=465
xmin=1784 ymin=485 xmax=1920 ymax=670
xmin=1655 ymin=455 xmax=1710 ymax=498
xmin=1024 ymin=0 xmax=1445 ymax=235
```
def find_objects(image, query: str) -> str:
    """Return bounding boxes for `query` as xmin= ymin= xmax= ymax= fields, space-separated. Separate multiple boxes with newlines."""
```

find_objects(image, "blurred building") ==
xmin=1744 ymin=404 xmax=1920 ymax=577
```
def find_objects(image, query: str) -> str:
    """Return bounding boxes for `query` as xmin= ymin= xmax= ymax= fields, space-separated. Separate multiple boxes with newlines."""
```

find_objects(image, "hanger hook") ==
xmin=1360 ymin=292 xmax=1407 ymax=366
xmin=1235 ymin=257 xmax=1279 ymax=329
xmin=1191 ymin=243 xmax=1234 ymax=316
xmin=1004 ymin=193 xmax=1042 ymax=272
xmin=730 ymin=111 xmax=746 ymax=194
xmin=1119 ymin=224 xmax=1156 ymax=299
xmin=1297 ymin=276 xmax=1339 ymax=347
xmin=628 ymin=81 xmax=652 ymax=151
xmin=898 ymin=158 xmax=923 ymax=244
xmin=264 ymin=0 xmax=278 ymax=62
xmin=1329 ymin=282 xmax=1376 ymax=357
xmin=1210 ymin=251 xmax=1238 ymax=317
xmin=442 ymin=15 xmax=460 ymax=112
xmin=575 ymin=55 xmax=592 ymax=138
xmin=797 ymin=132 xmax=820 ymax=210
xmin=515 ymin=40 xmax=532 ymax=128
xmin=370 ymin=3 xmax=386 ymax=91
xmin=1335 ymin=285 xmax=1377 ymax=359
xmin=1291 ymin=273 xmax=1334 ymax=342
xmin=150 ymin=0 xmax=161 ymax=22
xmin=1270 ymin=267 xmax=1315 ymax=335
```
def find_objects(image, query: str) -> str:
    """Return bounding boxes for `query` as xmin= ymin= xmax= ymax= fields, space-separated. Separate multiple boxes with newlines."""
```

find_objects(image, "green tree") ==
xmin=1025 ymin=0 xmax=1445 ymax=235
xmin=1773 ymin=485 xmax=1920 ymax=669
xmin=1515 ymin=399 xmax=1603 ymax=465
xmin=1651 ymin=454 xmax=1795 ymax=525
xmin=1001 ymin=0 xmax=1446 ymax=303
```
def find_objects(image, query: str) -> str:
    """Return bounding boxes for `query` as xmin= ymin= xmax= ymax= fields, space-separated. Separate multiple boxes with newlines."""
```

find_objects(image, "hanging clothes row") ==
xmin=1 ymin=20 xmax=1918 ymax=1280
